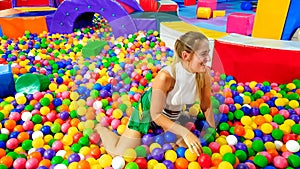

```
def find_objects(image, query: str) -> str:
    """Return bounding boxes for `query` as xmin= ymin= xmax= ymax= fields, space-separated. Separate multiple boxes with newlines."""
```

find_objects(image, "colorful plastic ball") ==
xmin=175 ymin=147 xmax=186 ymax=158
xmin=134 ymin=157 xmax=147 ymax=169
xmin=13 ymin=158 xmax=26 ymax=169
xmin=273 ymin=156 xmax=288 ymax=169
xmin=165 ymin=150 xmax=177 ymax=163
xmin=164 ymin=131 xmax=176 ymax=143
xmin=26 ymin=158 xmax=39 ymax=169
xmin=253 ymin=155 xmax=268 ymax=168
xmin=125 ymin=162 xmax=139 ymax=169
xmin=220 ymin=145 xmax=232 ymax=155
xmin=175 ymin=158 xmax=188 ymax=169
xmin=287 ymin=154 xmax=300 ymax=168
xmin=142 ymin=133 xmax=154 ymax=145
xmin=6 ymin=138 xmax=18 ymax=149
xmin=151 ymin=148 xmax=164 ymax=161
xmin=135 ymin=145 xmax=147 ymax=158
xmin=218 ymin=161 xmax=233 ymax=169
xmin=226 ymin=135 xmax=238 ymax=146
xmin=112 ymin=156 xmax=125 ymax=169
xmin=235 ymin=150 xmax=247 ymax=162
xmin=235 ymin=163 xmax=250 ymax=169
xmin=252 ymin=140 xmax=264 ymax=152
xmin=77 ymin=160 xmax=90 ymax=169
xmin=98 ymin=154 xmax=112 ymax=168
xmin=123 ymin=148 xmax=137 ymax=162
xmin=198 ymin=154 xmax=212 ymax=168
xmin=184 ymin=149 xmax=197 ymax=162
xmin=286 ymin=140 xmax=300 ymax=152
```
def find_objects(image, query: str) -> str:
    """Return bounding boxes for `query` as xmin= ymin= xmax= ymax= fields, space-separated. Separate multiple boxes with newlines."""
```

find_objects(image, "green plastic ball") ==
xmin=253 ymin=155 xmax=268 ymax=167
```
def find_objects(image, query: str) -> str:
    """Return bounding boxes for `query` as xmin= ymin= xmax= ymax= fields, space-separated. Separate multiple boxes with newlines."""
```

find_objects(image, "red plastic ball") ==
xmin=134 ymin=157 xmax=147 ymax=169
xmin=197 ymin=154 xmax=212 ymax=168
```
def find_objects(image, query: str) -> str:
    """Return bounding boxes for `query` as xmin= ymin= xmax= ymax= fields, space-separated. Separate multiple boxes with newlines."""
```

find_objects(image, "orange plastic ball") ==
xmin=17 ymin=132 xmax=30 ymax=142
xmin=39 ymin=159 xmax=51 ymax=168
xmin=28 ymin=152 xmax=42 ymax=161
xmin=0 ymin=149 xmax=6 ymax=158
xmin=0 ymin=156 xmax=13 ymax=168
xmin=4 ymin=120 xmax=16 ymax=131
xmin=77 ymin=160 xmax=91 ymax=169
xmin=175 ymin=158 xmax=189 ymax=169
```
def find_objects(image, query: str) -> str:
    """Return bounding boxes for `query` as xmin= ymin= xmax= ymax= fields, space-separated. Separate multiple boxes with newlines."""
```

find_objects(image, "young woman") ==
xmin=96 ymin=31 xmax=216 ymax=157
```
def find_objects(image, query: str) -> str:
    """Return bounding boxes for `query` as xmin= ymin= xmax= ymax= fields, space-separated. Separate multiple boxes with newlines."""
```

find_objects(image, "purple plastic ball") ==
xmin=236 ymin=163 xmax=250 ymax=169
xmin=68 ymin=153 xmax=81 ymax=163
xmin=262 ymin=135 xmax=274 ymax=142
xmin=43 ymin=149 xmax=56 ymax=160
xmin=162 ymin=143 xmax=173 ymax=151
xmin=142 ymin=134 xmax=154 ymax=145
xmin=163 ymin=160 xmax=174 ymax=169
xmin=235 ymin=142 xmax=248 ymax=152
xmin=151 ymin=148 xmax=164 ymax=161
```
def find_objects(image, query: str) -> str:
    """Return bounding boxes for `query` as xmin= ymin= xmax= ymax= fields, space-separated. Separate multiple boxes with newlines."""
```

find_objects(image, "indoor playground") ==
xmin=0 ymin=0 xmax=300 ymax=168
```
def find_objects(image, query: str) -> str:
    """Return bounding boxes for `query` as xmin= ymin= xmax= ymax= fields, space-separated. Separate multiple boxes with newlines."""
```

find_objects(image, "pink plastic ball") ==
xmin=6 ymin=138 xmax=18 ymax=149
xmin=212 ymin=84 xmax=220 ymax=92
xmin=225 ymin=98 xmax=234 ymax=104
xmin=46 ymin=112 xmax=57 ymax=122
xmin=13 ymin=158 xmax=26 ymax=169
xmin=61 ymin=122 xmax=71 ymax=133
xmin=52 ymin=141 xmax=64 ymax=152
xmin=273 ymin=156 xmax=288 ymax=169
xmin=23 ymin=121 xmax=34 ymax=130
xmin=33 ymin=92 xmax=43 ymax=101
xmin=100 ymin=116 xmax=110 ymax=127
xmin=111 ymin=119 xmax=121 ymax=129
xmin=208 ymin=142 xmax=220 ymax=153
xmin=295 ymin=108 xmax=300 ymax=115
xmin=106 ymin=109 xmax=113 ymax=116
xmin=185 ymin=122 xmax=196 ymax=131
xmin=219 ymin=104 xmax=229 ymax=114
xmin=9 ymin=112 xmax=21 ymax=121
xmin=270 ymin=122 xmax=278 ymax=129
xmin=26 ymin=158 xmax=38 ymax=169
xmin=279 ymin=110 xmax=290 ymax=119
xmin=133 ymin=94 xmax=141 ymax=102
xmin=89 ymin=133 xmax=101 ymax=144
xmin=61 ymin=91 xmax=70 ymax=99
xmin=31 ymin=110 xmax=40 ymax=115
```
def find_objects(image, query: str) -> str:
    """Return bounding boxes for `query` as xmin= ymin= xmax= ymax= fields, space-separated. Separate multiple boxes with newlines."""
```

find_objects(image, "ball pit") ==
xmin=0 ymin=13 xmax=300 ymax=169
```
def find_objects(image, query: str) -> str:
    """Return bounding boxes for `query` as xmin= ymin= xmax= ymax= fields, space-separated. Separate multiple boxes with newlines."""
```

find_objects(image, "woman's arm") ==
xmin=150 ymin=70 xmax=203 ymax=155
xmin=150 ymin=70 xmax=189 ymax=137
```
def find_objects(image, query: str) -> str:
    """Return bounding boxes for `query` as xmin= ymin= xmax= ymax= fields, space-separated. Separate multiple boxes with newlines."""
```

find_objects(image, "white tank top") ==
xmin=162 ymin=62 xmax=198 ymax=112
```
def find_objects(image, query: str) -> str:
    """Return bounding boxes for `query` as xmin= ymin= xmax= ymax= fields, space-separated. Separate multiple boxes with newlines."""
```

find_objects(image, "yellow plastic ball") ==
xmin=243 ymin=96 xmax=251 ymax=104
xmin=112 ymin=109 xmax=123 ymax=119
xmin=77 ymin=106 xmax=87 ymax=116
xmin=275 ymin=98 xmax=285 ymax=107
xmin=117 ymin=124 xmax=126 ymax=135
xmin=218 ymin=161 xmax=233 ymax=169
xmin=261 ymin=123 xmax=273 ymax=134
xmin=264 ymin=142 xmax=276 ymax=150
xmin=98 ymin=154 xmax=112 ymax=168
xmin=243 ymin=140 xmax=253 ymax=148
xmin=148 ymin=159 xmax=159 ymax=169
xmin=68 ymin=162 xmax=78 ymax=169
xmin=79 ymin=146 xmax=91 ymax=156
xmin=284 ymin=119 xmax=296 ymax=126
xmin=184 ymin=149 xmax=197 ymax=162
xmin=153 ymin=163 xmax=167 ymax=169
xmin=216 ymin=136 xmax=227 ymax=145
xmin=40 ymin=106 xmax=50 ymax=116
xmin=219 ymin=145 xmax=232 ymax=156
xmin=165 ymin=150 xmax=177 ymax=163
xmin=263 ymin=114 xmax=273 ymax=123
xmin=16 ymin=96 xmax=27 ymax=105
xmin=32 ymin=138 xmax=44 ymax=148
xmin=241 ymin=116 xmax=252 ymax=126
xmin=49 ymin=83 xmax=58 ymax=91
xmin=211 ymin=153 xmax=222 ymax=160
xmin=289 ymin=100 xmax=299 ymax=109
xmin=286 ymin=83 xmax=296 ymax=90
xmin=244 ymin=129 xmax=254 ymax=140
xmin=54 ymin=133 xmax=64 ymax=140
xmin=249 ymin=81 xmax=257 ymax=89
xmin=123 ymin=148 xmax=137 ymax=162
xmin=62 ymin=135 xmax=73 ymax=146
xmin=237 ymin=86 xmax=244 ymax=93
xmin=44 ymin=135 xmax=53 ymax=143
xmin=279 ymin=124 xmax=291 ymax=134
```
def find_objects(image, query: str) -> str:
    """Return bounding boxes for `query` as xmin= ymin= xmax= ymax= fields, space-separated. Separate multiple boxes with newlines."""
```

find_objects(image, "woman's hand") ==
xmin=182 ymin=131 xmax=203 ymax=156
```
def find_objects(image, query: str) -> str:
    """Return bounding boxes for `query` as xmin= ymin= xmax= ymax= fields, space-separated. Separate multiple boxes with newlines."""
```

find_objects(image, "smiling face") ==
xmin=181 ymin=39 xmax=211 ymax=73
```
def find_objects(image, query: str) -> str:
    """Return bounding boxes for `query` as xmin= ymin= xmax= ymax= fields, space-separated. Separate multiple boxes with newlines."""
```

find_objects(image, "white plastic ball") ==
xmin=274 ymin=140 xmax=283 ymax=151
xmin=226 ymin=135 xmax=238 ymax=146
xmin=32 ymin=131 xmax=43 ymax=139
xmin=21 ymin=111 xmax=32 ymax=121
xmin=54 ymin=164 xmax=67 ymax=169
xmin=56 ymin=150 xmax=67 ymax=157
xmin=112 ymin=156 xmax=125 ymax=169
xmin=286 ymin=140 xmax=300 ymax=153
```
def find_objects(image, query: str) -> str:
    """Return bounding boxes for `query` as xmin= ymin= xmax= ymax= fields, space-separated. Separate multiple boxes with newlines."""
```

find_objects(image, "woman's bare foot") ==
xmin=95 ymin=124 xmax=120 ymax=157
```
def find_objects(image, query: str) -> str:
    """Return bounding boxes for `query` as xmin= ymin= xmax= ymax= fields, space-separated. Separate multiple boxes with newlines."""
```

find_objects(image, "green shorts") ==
xmin=128 ymin=88 xmax=152 ymax=134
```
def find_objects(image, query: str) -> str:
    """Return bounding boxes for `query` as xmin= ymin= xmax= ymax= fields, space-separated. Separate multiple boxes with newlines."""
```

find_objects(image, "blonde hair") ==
xmin=172 ymin=31 xmax=211 ymax=111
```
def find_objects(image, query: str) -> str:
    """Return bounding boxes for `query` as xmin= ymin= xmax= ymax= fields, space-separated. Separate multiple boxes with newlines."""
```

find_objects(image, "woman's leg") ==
xmin=95 ymin=124 xmax=141 ymax=157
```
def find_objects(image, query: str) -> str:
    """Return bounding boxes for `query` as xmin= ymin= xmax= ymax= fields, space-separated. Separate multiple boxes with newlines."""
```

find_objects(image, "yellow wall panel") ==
xmin=252 ymin=0 xmax=290 ymax=40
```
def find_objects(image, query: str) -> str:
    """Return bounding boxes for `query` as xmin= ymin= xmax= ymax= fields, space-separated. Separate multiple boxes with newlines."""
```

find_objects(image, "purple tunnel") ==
xmin=49 ymin=0 xmax=143 ymax=37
